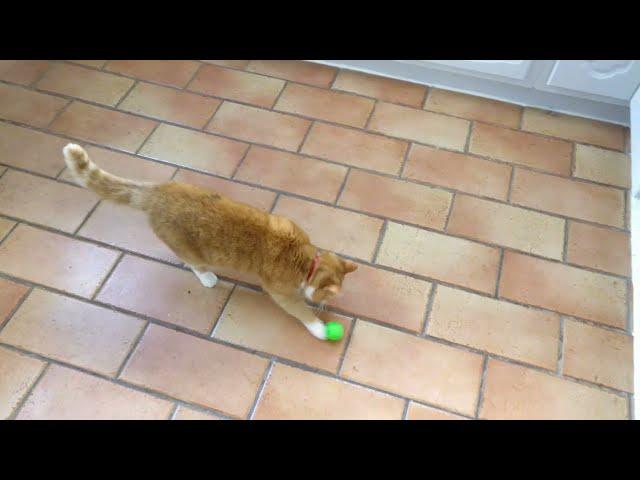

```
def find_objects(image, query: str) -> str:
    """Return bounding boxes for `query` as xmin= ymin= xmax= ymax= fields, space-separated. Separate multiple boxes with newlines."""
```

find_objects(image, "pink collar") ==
xmin=306 ymin=254 xmax=320 ymax=283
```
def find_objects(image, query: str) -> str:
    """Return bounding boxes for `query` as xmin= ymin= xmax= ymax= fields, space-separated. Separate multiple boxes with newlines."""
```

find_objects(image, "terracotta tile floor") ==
xmin=0 ymin=60 xmax=633 ymax=420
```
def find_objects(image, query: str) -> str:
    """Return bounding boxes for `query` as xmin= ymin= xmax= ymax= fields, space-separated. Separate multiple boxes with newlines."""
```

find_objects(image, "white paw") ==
xmin=196 ymin=271 xmax=218 ymax=288
xmin=306 ymin=320 xmax=327 ymax=341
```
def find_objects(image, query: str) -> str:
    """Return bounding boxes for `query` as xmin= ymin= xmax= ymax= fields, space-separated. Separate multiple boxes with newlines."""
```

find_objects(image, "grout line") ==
xmin=336 ymin=318 xmax=357 ymax=376
xmin=183 ymin=63 xmax=204 ymax=91
xmin=230 ymin=144 xmax=252 ymax=179
xmin=135 ymin=122 xmax=161 ymax=155
xmin=464 ymin=121 xmax=474 ymax=153
xmin=493 ymin=249 xmax=505 ymax=298
xmin=168 ymin=403 xmax=180 ymax=420
xmin=506 ymin=166 xmax=516 ymax=203
xmin=269 ymin=80 xmax=288 ymax=111
xmin=0 ymin=285 xmax=34 ymax=335
xmin=169 ymin=168 xmax=180 ymax=181
xmin=624 ymin=190 xmax=630 ymax=231
xmin=420 ymin=284 xmax=438 ymax=336
xmin=247 ymin=360 xmax=274 ymax=420
xmin=207 ymin=284 xmax=236 ymax=338
xmin=397 ymin=142 xmax=413 ymax=178
xmin=570 ymin=142 xmax=577 ymax=177
xmin=91 ymin=252 xmax=125 ymax=300
xmin=44 ymin=98 xmax=73 ymax=129
xmin=8 ymin=363 xmax=50 ymax=420
xmin=363 ymin=100 xmax=378 ymax=130
xmin=422 ymin=86 xmax=433 ymax=109
xmin=202 ymin=99 xmax=224 ymax=131
xmin=562 ymin=220 xmax=570 ymax=262
xmin=29 ymin=62 xmax=54 ymax=88
xmin=443 ymin=192 xmax=456 ymax=231
xmin=627 ymin=278 xmax=633 ymax=335
xmin=114 ymin=80 xmax=139 ymax=109
xmin=296 ymin=120 xmax=314 ymax=154
xmin=73 ymin=199 xmax=102 ymax=236
xmin=401 ymin=400 xmax=411 ymax=420
xmin=328 ymin=69 xmax=340 ymax=89
xmin=115 ymin=321 xmax=150 ymax=379
xmin=557 ymin=316 xmax=566 ymax=375
xmin=518 ymin=106 xmax=525 ymax=130
xmin=269 ymin=193 xmax=280 ymax=214
xmin=334 ymin=168 xmax=351 ymax=205
xmin=474 ymin=356 xmax=490 ymax=419
xmin=55 ymin=163 xmax=68 ymax=179
xmin=0 ymin=219 xmax=20 ymax=247
xmin=370 ymin=220 xmax=388 ymax=264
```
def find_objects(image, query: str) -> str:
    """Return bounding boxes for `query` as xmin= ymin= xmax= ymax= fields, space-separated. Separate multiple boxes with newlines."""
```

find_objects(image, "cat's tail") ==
xmin=63 ymin=143 xmax=153 ymax=209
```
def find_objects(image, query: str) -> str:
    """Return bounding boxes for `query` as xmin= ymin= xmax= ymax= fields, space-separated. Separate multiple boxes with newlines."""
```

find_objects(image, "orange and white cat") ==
xmin=63 ymin=144 xmax=357 ymax=340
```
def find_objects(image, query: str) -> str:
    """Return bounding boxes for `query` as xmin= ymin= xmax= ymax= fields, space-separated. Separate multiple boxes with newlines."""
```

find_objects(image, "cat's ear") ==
xmin=342 ymin=260 xmax=358 ymax=274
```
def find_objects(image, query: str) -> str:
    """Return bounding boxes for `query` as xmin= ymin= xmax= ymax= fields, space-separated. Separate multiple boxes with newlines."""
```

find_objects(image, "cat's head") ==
xmin=304 ymin=251 xmax=358 ymax=304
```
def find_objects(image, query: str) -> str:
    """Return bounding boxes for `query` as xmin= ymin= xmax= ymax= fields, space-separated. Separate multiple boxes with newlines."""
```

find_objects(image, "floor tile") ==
xmin=16 ymin=364 xmax=173 ymax=420
xmin=49 ymin=101 xmax=157 ymax=153
xmin=139 ymin=123 xmax=247 ymax=177
xmin=377 ymin=222 xmax=500 ymax=294
xmin=499 ymin=251 xmax=627 ymax=328
xmin=0 ymin=169 xmax=97 ymax=232
xmin=0 ymin=224 xmax=119 ymax=298
xmin=333 ymin=70 xmax=427 ymax=107
xmin=339 ymin=170 xmax=452 ymax=229
xmin=480 ymin=359 xmax=627 ymax=419
xmin=246 ymin=60 xmax=337 ymax=88
xmin=235 ymin=146 xmax=347 ymax=203
xmin=403 ymin=144 xmax=511 ymax=200
xmin=0 ymin=289 xmax=145 ymax=376
xmin=119 ymin=82 xmax=221 ymax=129
xmin=369 ymin=102 xmax=470 ymax=151
xmin=275 ymin=83 xmax=374 ymax=128
xmin=214 ymin=287 xmax=351 ymax=372
xmin=342 ymin=320 xmax=484 ymax=416
xmin=120 ymin=324 xmax=268 ymax=418
xmin=253 ymin=363 xmax=404 ymax=420
xmin=0 ymin=346 xmax=46 ymax=419
xmin=563 ymin=319 xmax=633 ymax=392
xmin=97 ymin=255 xmax=233 ymax=334
xmin=207 ymin=101 xmax=310 ymax=151
xmin=300 ymin=122 xmax=407 ymax=175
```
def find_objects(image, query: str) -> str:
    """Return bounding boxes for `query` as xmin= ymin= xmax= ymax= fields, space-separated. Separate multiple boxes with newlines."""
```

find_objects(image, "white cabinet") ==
xmin=543 ymin=61 xmax=640 ymax=101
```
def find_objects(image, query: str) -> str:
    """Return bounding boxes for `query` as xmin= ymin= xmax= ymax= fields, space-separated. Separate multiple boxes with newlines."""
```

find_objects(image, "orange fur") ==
xmin=63 ymin=144 xmax=357 ymax=339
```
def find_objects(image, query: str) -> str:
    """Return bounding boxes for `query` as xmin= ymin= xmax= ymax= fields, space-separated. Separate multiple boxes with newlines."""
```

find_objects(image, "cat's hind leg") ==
xmin=189 ymin=265 xmax=218 ymax=288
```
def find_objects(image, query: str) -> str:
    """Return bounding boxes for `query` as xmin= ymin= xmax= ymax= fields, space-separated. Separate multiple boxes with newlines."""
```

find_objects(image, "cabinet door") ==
xmin=542 ymin=60 xmax=640 ymax=102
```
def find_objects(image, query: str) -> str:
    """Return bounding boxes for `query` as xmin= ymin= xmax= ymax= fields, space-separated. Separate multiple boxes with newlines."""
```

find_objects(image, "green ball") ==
xmin=325 ymin=321 xmax=344 ymax=342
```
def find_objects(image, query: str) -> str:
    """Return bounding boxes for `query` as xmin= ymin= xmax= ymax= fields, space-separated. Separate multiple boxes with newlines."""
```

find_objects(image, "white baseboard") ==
xmin=314 ymin=60 xmax=630 ymax=127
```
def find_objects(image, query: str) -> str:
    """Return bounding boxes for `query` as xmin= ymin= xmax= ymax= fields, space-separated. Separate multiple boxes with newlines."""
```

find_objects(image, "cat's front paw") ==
xmin=197 ymin=271 xmax=218 ymax=288
xmin=306 ymin=320 xmax=327 ymax=341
